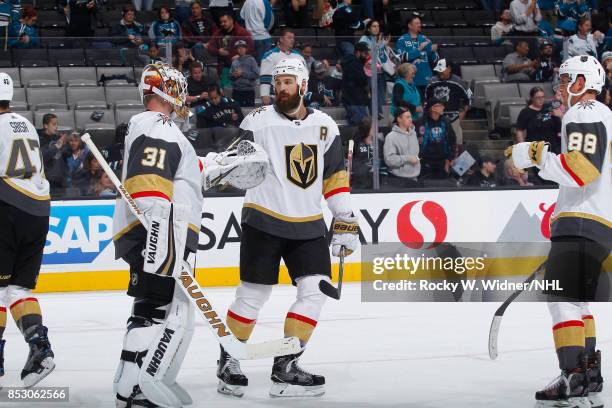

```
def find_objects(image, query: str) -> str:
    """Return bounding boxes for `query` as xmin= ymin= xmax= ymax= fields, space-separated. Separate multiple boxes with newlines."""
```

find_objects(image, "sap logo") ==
xmin=396 ymin=200 xmax=447 ymax=249
xmin=43 ymin=205 xmax=115 ymax=264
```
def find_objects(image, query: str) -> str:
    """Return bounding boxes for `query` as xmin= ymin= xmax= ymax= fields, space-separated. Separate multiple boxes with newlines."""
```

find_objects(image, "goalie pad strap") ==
xmin=121 ymin=350 xmax=147 ymax=366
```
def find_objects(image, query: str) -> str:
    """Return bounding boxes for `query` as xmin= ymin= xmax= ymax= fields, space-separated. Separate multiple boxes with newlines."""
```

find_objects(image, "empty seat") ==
xmin=67 ymin=86 xmax=108 ymax=109
xmin=105 ymin=87 xmax=140 ymax=105
xmin=26 ymin=87 xmax=68 ymax=110
xmin=9 ymin=102 xmax=28 ymax=111
xmin=3 ymin=68 xmax=21 ymax=87
xmin=12 ymin=49 xmax=49 ymax=67
xmin=472 ymin=78 xmax=500 ymax=109
xmin=115 ymin=108 xmax=143 ymax=125
xmin=439 ymin=47 xmax=477 ymax=64
xmin=462 ymin=10 xmax=495 ymax=26
xmin=452 ymin=27 xmax=486 ymax=45
xmin=34 ymin=110 xmax=76 ymax=130
xmin=483 ymin=83 xmax=523 ymax=129
xmin=0 ymin=50 xmax=12 ymax=67
xmin=86 ymin=49 xmax=123 ymax=66
xmin=59 ymin=67 xmax=98 ymax=86
xmin=495 ymin=99 xmax=527 ymax=129
xmin=49 ymin=48 xmax=86 ymax=67
xmin=473 ymin=46 xmax=507 ymax=63
xmin=18 ymin=110 xmax=34 ymax=123
xmin=518 ymin=82 xmax=554 ymax=98
xmin=97 ymin=67 xmax=136 ymax=83
xmin=460 ymin=64 xmax=496 ymax=85
xmin=20 ymin=67 xmax=59 ymax=87
xmin=37 ymin=10 xmax=67 ymax=28
xmin=85 ymin=125 xmax=116 ymax=148
xmin=433 ymin=10 xmax=465 ymax=26
xmin=509 ymin=105 xmax=524 ymax=129
xmin=75 ymin=109 xmax=116 ymax=129
xmin=12 ymin=87 xmax=26 ymax=103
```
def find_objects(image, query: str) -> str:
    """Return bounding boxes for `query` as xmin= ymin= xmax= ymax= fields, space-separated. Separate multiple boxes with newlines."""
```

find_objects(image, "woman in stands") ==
xmin=515 ymin=86 xmax=562 ymax=154
xmin=149 ymin=6 xmax=182 ymax=47
xmin=8 ymin=5 xmax=38 ymax=49
xmin=390 ymin=63 xmax=422 ymax=119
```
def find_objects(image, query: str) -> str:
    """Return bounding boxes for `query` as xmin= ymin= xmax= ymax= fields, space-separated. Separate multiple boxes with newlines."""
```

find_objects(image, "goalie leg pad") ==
xmin=143 ymin=202 xmax=190 ymax=278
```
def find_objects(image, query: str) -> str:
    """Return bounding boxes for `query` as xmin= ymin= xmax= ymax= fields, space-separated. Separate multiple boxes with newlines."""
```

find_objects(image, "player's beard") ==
xmin=275 ymin=91 xmax=301 ymax=114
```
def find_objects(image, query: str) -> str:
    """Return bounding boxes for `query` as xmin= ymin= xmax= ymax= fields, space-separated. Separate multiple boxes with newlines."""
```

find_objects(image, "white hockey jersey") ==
xmin=113 ymin=111 xmax=203 ymax=259
xmin=0 ymin=111 xmax=50 ymax=216
xmin=538 ymin=99 xmax=611 ymax=246
xmin=259 ymin=48 xmax=306 ymax=98
xmin=240 ymin=105 xmax=351 ymax=240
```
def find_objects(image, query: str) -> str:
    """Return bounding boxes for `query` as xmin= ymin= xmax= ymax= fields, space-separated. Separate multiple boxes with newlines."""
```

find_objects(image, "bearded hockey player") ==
xmin=112 ymin=63 xmax=203 ymax=407
xmin=506 ymin=55 xmax=610 ymax=408
xmin=0 ymin=72 xmax=55 ymax=388
xmin=212 ymin=58 xmax=359 ymax=398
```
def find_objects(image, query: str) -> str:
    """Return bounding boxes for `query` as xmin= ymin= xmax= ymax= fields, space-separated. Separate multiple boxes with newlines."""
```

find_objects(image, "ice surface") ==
xmin=1 ymin=284 xmax=609 ymax=407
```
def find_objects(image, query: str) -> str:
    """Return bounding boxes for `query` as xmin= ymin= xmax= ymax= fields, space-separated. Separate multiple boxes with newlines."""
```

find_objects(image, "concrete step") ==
xmin=462 ymin=129 xmax=490 ymax=141
xmin=461 ymin=119 xmax=488 ymax=131
xmin=466 ymin=139 xmax=512 ymax=150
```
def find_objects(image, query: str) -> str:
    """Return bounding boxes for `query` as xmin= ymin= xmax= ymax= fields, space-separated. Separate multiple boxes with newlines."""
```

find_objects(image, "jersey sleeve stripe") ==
xmin=560 ymin=150 xmax=600 ymax=186
xmin=125 ymin=174 xmax=174 ymax=200
xmin=323 ymin=170 xmax=349 ymax=198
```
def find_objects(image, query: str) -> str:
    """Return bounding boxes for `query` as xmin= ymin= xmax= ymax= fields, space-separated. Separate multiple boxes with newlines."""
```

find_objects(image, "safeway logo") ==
xmin=539 ymin=202 xmax=556 ymax=239
xmin=397 ymin=201 xmax=447 ymax=249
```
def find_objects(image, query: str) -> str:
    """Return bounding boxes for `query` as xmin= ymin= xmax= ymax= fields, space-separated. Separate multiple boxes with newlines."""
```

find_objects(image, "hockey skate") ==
xmin=217 ymin=346 xmax=248 ymax=398
xmin=587 ymin=351 xmax=604 ymax=408
xmin=269 ymin=351 xmax=325 ymax=397
xmin=21 ymin=326 xmax=55 ymax=388
xmin=535 ymin=364 xmax=590 ymax=408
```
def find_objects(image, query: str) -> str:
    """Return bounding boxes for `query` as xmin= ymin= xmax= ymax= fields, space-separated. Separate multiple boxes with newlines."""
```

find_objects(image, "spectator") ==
xmin=300 ymin=43 xmax=317 ymax=72
xmin=391 ymin=63 xmax=422 ymax=118
xmin=332 ymin=0 xmax=367 ymax=56
xmin=63 ymin=0 xmax=96 ymax=40
xmin=209 ymin=0 xmax=235 ymax=27
xmin=72 ymin=153 xmax=100 ymax=195
xmin=425 ymin=59 xmax=471 ymax=149
xmin=515 ymin=86 xmax=562 ymax=153
xmin=240 ymin=0 xmax=275 ymax=63
xmin=93 ymin=171 xmax=117 ymax=197
xmin=359 ymin=19 xmax=393 ymax=118
xmin=149 ymin=6 xmax=182 ymax=47
xmin=187 ymin=62 xmax=218 ymax=107
xmin=64 ymin=132 xmax=90 ymax=189
xmin=599 ymin=51 xmax=612 ymax=107
xmin=142 ymin=41 xmax=163 ymax=65
xmin=305 ymin=61 xmax=341 ymax=108
xmin=100 ymin=123 xmax=127 ymax=173
xmin=260 ymin=29 xmax=305 ymax=105
xmin=318 ymin=0 xmax=335 ymax=28
xmin=416 ymin=97 xmax=456 ymax=179
xmin=466 ymin=156 xmax=497 ymax=187
xmin=563 ymin=17 xmax=604 ymax=61
xmin=182 ymin=1 xmax=213 ymax=48
xmin=110 ymin=5 xmax=147 ymax=49
xmin=535 ymin=39 xmax=560 ymax=81
xmin=175 ymin=0 xmax=194 ymax=25
xmin=207 ymin=12 xmax=255 ymax=81
xmin=481 ymin=0 xmax=502 ymax=14
xmin=38 ymin=114 xmax=68 ymax=194
xmin=396 ymin=15 xmax=439 ymax=97
xmin=230 ymin=40 xmax=260 ymax=107
xmin=8 ymin=5 xmax=38 ymax=49
xmin=352 ymin=118 xmax=375 ymax=189
xmin=341 ymin=42 xmax=371 ymax=125
xmin=509 ymin=0 xmax=542 ymax=36
xmin=195 ymin=85 xmax=244 ymax=128
xmin=491 ymin=9 xmax=514 ymax=46
xmin=555 ymin=0 xmax=590 ymax=34
xmin=500 ymin=158 xmax=531 ymax=186
xmin=132 ymin=0 xmax=153 ymax=12
xmin=282 ymin=0 xmax=308 ymax=28
xmin=384 ymin=106 xmax=421 ymax=188
xmin=502 ymin=40 xmax=537 ymax=81
xmin=538 ymin=0 xmax=556 ymax=26
xmin=173 ymin=42 xmax=197 ymax=76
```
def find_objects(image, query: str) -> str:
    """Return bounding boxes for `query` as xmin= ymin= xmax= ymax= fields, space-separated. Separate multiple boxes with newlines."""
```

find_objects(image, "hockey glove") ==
xmin=331 ymin=214 xmax=360 ymax=257
xmin=505 ymin=141 xmax=550 ymax=169
xmin=200 ymin=141 xmax=269 ymax=191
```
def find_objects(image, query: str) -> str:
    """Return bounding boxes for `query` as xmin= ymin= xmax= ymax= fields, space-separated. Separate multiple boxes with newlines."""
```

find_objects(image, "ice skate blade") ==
xmin=217 ymin=380 xmax=245 ymax=398
xmin=269 ymin=382 xmax=325 ymax=398
xmin=535 ymin=396 xmax=591 ymax=408
xmin=589 ymin=392 xmax=604 ymax=408
xmin=23 ymin=357 xmax=55 ymax=388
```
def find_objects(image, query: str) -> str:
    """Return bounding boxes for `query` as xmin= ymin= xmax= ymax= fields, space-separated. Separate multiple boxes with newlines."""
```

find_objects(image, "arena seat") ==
xmin=106 ymin=87 xmax=141 ymax=108
xmin=86 ymin=49 xmax=123 ymax=67
xmin=34 ymin=109 xmax=76 ymax=130
xmin=85 ymin=125 xmax=117 ymax=148
xmin=75 ymin=109 xmax=116 ymax=129
xmin=518 ymin=82 xmax=554 ymax=98
xmin=460 ymin=64 xmax=496 ymax=84
xmin=59 ymin=67 xmax=98 ymax=87
xmin=3 ymin=68 xmax=21 ymax=87
xmin=12 ymin=49 xmax=50 ymax=67
xmin=115 ymin=108 xmax=143 ymax=126
xmin=20 ymin=67 xmax=59 ymax=87
xmin=49 ymin=48 xmax=87 ymax=67
xmin=27 ymin=87 xmax=68 ymax=110
xmin=67 ymin=86 xmax=108 ymax=110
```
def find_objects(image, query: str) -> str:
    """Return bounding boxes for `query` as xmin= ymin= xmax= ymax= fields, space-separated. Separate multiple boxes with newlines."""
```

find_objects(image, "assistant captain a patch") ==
xmin=284 ymin=143 xmax=318 ymax=189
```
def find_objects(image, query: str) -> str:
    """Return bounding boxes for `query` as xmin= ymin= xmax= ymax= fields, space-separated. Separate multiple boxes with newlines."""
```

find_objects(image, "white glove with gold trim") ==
xmin=331 ymin=214 xmax=360 ymax=257
xmin=505 ymin=141 xmax=550 ymax=169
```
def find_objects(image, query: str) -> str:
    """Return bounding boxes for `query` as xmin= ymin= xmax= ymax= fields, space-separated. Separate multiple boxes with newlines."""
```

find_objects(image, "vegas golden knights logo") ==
xmin=285 ymin=143 xmax=318 ymax=189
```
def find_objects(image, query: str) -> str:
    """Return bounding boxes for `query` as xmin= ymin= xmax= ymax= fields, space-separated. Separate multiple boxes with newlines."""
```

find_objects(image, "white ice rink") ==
xmin=1 ymin=283 xmax=610 ymax=407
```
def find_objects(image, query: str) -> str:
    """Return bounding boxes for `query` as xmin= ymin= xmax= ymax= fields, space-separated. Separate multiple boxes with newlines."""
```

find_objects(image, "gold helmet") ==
xmin=139 ymin=63 xmax=189 ymax=120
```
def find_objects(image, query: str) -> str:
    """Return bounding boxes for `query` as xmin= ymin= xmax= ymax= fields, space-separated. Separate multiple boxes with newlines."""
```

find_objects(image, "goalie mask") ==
xmin=558 ymin=55 xmax=605 ymax=107
xmin=139 ymin=63 xmax=189 ymax=120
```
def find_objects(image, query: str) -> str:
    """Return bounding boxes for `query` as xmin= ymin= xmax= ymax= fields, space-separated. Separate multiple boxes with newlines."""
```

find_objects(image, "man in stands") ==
xmin=466 ymin=156 xmax=498 ymax=187
xmin=341 ymin=42 xmax=371 ymax=125
xmin=502 ymin=40 xmax=538 ymax=82
xmin=110 ymin=5 xmax=147 ymax=49
xmin=182 ymin=1 xmax=213 ymax=48
xmin=187 ymin=62 xmax=219 ymax=108
xmin=207 ymin=12 xmax=255 ymax=79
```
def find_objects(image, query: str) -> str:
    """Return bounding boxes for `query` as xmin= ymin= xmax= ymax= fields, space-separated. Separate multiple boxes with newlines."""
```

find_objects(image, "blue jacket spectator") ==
xmin=332 ymin=0 xmax=365 ymax=55
xmin=415 ymin=97 xmax=456 ymax=178
xmin=391 ymin=63 xmax=421 ymax=118
xmin=149 ymin=6 xmax=182 ymax=46
xmin=195 ymin=85 xmax=244 ymax=128
xmin=8 ymin=5 xmax=39 ymax=48
xmin=395 ymin=15 xmax=438 ymax=89
xmin=110 ymin=5 xmax=147 ymax=48
xmin=555 ymin=0 xmax=590 ymax=33
xmin=0 ymin=0 xmax=20 ymax=26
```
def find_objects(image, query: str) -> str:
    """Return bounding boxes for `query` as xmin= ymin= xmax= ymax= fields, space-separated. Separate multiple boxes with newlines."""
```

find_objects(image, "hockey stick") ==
xmin=319 ymin=139 xmax=354 ymax=300
xmin=488 ymin=261 xmax=546 ymax=360
xmin=81 ymin=133 xmax=301 ymax=360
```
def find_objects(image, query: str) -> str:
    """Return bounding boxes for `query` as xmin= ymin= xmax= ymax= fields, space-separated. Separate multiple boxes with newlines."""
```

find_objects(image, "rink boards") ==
xmin=34 ymin=189 xmax=609 ymax=293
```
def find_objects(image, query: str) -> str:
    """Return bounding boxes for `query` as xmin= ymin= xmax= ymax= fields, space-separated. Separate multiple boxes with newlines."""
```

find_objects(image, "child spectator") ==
xmin=384 ymin=106 xmax=421 ymax=188
xmin=230 ymin=40 xmax=259 ymax=107
xmin=352 ymin=118 xmax=375 ymax=189
xmin=8 ymin=5 xmax=38 ymax=49
xmin=149 ymin=6 xmax=182 ymax=47
xmin=38 ymin=114 xmax=69 ymax=194
xmin=195 ymin=85 xmax=244 ymax=128
xmin=64 ymin=133 xmax=90 ymax=189
xmin=93 ymin=171 xmax=117 ymax=197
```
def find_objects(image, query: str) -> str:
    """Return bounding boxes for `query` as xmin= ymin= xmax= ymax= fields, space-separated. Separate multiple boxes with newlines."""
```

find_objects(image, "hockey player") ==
xmin=0 ymin=72 xmax=55 ymax=388
xmin=112 ymin=63 xmax=204 ymax=407
xmin=259 ymin=28 xmax=306 ymax=105
xmin=213 ymin=58 xmax=360 ymax=398
xmin=506 ymin=55 xmax=610 ymax=408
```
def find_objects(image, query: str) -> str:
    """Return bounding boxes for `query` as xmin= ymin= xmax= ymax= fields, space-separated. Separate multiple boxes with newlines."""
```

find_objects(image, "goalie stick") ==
xmin=488 ymin=261 xmax=546 ymax=360
xmin=81 ymin=133 xmax=301 ymax=360
xmin=319 ymin=139 xmax=354 ymax=300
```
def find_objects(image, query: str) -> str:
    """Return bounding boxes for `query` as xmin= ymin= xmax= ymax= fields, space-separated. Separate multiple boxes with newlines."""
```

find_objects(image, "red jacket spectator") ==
xmin=206 ymin=13 xmax=254 ymax=73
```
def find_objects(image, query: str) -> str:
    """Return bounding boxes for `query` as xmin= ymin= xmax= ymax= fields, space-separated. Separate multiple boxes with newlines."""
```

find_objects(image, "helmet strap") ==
xmin=565 ymin=75 xmax=587 ymax=108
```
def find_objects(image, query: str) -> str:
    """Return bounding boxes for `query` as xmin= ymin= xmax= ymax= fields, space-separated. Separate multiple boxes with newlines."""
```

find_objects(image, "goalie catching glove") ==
xmin=200 ymin=140 xmax=269 ymax=191
xmin=330 ymin=214 xmax=359 ymax=257
xmin=505 ymin=141 xmax=550 ymax=169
